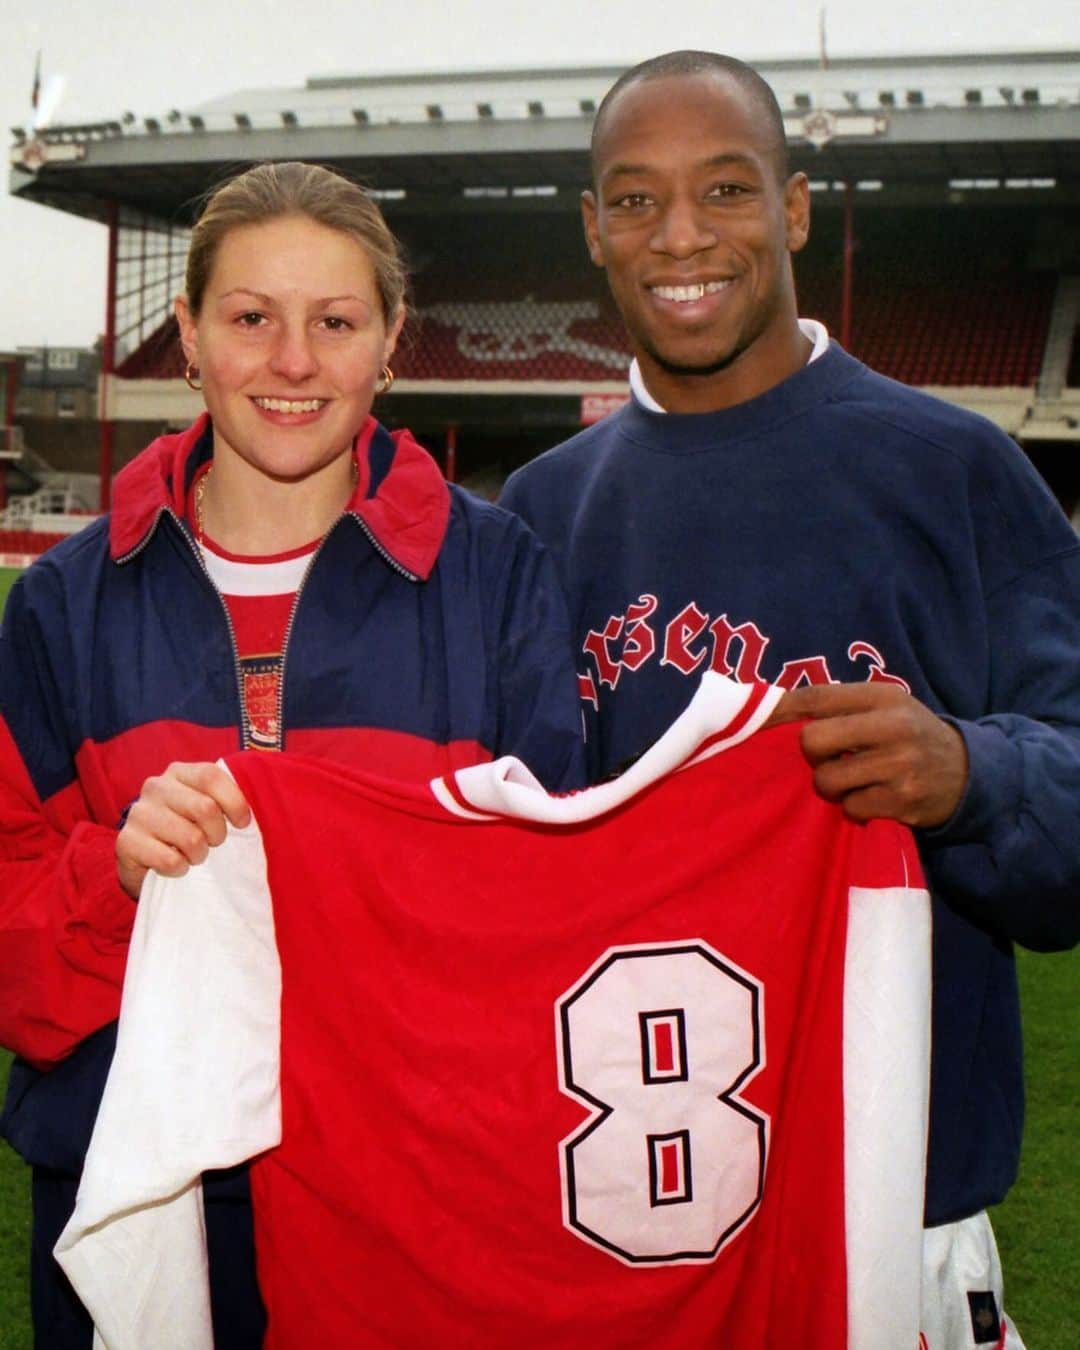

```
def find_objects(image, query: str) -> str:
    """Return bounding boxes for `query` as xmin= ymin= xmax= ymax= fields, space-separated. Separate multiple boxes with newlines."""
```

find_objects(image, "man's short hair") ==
xmin=590 ymin=51 xmax=790 ymax=184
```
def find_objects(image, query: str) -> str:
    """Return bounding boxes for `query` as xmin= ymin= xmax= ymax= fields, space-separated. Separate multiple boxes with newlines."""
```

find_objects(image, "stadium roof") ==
xmin=9 ymin=51 xmax=1079 ymax=224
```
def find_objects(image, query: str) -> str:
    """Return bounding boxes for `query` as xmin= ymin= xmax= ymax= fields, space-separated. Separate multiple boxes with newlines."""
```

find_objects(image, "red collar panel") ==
xmin=108 ymin=414 xmax=449 ymax=580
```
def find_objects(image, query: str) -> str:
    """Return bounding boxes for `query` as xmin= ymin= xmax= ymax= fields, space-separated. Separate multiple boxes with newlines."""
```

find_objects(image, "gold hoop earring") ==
xmin=375 ymin=365 xmax=395 ymax=395
xmin=184 ymin=361 xmax=202 ymax=392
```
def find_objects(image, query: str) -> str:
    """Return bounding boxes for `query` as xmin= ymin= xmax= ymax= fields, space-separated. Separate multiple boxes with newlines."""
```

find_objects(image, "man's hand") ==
xmin=116 ymin=762 xmax=252 ymax=899
xmin=765 ymin=683 xmax=969 ymax=828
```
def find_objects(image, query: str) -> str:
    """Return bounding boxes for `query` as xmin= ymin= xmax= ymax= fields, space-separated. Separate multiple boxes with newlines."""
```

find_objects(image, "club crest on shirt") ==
xmin=240 ymin=655 xmax=284 ymax=750
xmin=576 ymin=593 xmax=910 ymax=711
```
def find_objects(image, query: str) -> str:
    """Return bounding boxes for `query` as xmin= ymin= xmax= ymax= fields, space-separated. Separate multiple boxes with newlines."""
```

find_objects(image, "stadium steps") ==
xmin=0 ymin=433 xmax=99 ymax=554
xmin=0 ymin=426 xmax=46 ymax=496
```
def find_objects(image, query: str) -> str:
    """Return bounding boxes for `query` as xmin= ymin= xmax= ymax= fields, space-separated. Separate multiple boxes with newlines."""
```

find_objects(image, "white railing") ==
xmin=0 ymin=483 xmax=100 ymax=532
xmin=0 ymin=429 xmax=100 ymax=527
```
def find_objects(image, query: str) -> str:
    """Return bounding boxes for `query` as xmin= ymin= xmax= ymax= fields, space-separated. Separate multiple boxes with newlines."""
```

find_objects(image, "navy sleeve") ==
xmin=918 ymin=441 xmax=1080 ymax=952
xmin=0 ymin=560 xmax=134 ymax=1068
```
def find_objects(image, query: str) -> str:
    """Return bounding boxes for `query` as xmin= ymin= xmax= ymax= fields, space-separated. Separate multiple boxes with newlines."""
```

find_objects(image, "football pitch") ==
xmin=0 ymin=570 xmax=18 ymax=611
xmin=0 ymin=564 xmax=1075 ymax=1343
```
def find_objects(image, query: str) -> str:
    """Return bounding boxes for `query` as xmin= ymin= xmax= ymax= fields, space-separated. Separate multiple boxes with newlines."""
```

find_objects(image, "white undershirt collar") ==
xmin=198 ymin=541 xmax=315 ymax=597
xmin=629 ymin=318 xmax=829 ymax=413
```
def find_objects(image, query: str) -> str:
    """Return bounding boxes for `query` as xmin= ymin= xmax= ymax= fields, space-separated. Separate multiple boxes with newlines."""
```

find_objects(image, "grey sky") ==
xmin=1 ymin=0 xmax=1076 ymax=350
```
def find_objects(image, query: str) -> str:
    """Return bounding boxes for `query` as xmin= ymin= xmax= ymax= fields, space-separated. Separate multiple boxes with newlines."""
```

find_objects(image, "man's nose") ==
xmin=650 ymin=198 xmax=717 ymax=259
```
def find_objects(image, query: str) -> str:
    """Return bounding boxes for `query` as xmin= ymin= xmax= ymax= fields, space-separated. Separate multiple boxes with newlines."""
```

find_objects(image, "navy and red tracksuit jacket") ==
xmin=0 ymin=413 xmax=583 ymax=1343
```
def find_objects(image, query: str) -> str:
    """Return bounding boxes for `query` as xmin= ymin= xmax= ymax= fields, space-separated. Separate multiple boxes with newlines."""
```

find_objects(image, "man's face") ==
xmin=583 ymin=72 xmax=810 ymax=413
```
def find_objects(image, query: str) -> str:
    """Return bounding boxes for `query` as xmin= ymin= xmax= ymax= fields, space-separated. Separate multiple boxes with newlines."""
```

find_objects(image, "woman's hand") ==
xmin=116 ymin=762 xmax=252 ymax=899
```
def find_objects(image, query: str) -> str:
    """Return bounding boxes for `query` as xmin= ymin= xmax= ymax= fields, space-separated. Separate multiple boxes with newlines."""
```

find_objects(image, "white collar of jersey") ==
xmin=432 ymin=673 xmax=783 ymax=823
xmin=198 ymin=541 xmax=315 ymax=598
xmin=629 ymin=318 xmax=830 ymax=413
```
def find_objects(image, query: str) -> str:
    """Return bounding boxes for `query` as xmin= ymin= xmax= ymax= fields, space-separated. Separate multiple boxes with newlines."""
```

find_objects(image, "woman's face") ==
xmin=176 ymin=214 xmax=403 ymax=481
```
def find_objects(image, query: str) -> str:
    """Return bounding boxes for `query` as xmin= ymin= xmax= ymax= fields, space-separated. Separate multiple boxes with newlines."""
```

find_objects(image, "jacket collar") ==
xmin=109 ymin=413 xmax=450 ymax=580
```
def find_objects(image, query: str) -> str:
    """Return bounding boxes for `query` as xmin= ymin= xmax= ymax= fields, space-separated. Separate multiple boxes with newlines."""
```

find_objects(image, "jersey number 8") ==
xmin=556 ymin=941 xmax=767 ymax=1265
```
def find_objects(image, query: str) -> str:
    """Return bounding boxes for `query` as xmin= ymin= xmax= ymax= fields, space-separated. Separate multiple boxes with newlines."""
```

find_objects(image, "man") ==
xmin=500 ymin=51 xmax=1080 ymax=1347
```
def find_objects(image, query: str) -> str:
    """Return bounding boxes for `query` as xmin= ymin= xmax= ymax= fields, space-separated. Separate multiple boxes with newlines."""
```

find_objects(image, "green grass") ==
xmin=994 ymin=946 xmax=1079 ymax=1345
xmin=0 ymin=1055 xmax=29 ymax=1348
xmin=0 ymin=570 xmax=19 ymax=611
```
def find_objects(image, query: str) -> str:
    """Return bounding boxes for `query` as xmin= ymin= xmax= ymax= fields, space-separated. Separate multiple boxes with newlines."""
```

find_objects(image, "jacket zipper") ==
xmin=272 ymin=511 xmax=421 ymax=749
xmin=348 ymin=510 xmax=421 ymax=583
xmin=123 ymin=505 xmax=421 ymax=754
xmin=119 ymin=508 xmax=251 ymax=749
xmin=273 ymin=535 xmax=328 ymax=751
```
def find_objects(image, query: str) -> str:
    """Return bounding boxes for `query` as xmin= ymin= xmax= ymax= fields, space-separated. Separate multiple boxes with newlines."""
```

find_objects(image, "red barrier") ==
xmin=0 ymin=530 xmax=69 ymax=558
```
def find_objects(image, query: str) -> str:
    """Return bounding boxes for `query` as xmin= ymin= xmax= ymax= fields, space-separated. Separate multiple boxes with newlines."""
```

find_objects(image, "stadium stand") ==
xmin=0 ymin=529 xmax=69 ymax=555
xmin=6 ymin=52 xmax=1079 ymax=514
xmin=115 ymin=318 xmax=185 ymax=380
xmin=105 ymin=207 xmax=1062 ymax=391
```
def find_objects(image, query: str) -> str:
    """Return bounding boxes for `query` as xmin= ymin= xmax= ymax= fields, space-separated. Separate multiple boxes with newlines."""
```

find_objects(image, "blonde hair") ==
xmin=185 ymin=161 xmax=407 ymax=322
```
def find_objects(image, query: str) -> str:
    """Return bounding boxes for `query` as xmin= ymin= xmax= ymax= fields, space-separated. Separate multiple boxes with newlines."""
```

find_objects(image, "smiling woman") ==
xmin=0 ymin=161 xmax=584 ymax=1348
xmin=174 ymin=165 xmax=405 ymax=546
xmin=174 ymin=180 xmax=405 ymax=554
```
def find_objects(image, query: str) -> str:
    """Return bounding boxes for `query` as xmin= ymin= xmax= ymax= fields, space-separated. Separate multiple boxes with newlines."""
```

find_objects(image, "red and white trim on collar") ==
xmin=431 ymin=673 xmax=782 ymax=822
xmin=198 ymin=537 xmax=317 ymax=598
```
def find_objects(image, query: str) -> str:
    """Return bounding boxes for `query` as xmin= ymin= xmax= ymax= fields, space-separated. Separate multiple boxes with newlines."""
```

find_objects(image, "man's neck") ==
xmin=632 ymin=319 xmax=827 ymax=415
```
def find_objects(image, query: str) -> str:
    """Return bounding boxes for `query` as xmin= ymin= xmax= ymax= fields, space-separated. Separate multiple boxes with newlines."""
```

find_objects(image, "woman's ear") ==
xmin=383 ymin=307 xmax=406 ymax=366
xmin=174 ymin=295 xmax=199 ymax=366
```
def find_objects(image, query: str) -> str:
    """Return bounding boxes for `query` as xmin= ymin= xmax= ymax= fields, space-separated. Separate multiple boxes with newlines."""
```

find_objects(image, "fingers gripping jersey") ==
xmin=56 ymin=675 xmax=931 ymax=1350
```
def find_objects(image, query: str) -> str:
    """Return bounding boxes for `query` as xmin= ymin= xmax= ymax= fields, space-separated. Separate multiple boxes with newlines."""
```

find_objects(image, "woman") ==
xmin=0 ymin=161 xmax=583 ymax=1347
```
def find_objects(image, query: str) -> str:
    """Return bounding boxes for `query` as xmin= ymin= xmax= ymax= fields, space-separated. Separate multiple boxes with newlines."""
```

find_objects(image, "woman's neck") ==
xmin=198 ymin=448 xmax=357 ymax=555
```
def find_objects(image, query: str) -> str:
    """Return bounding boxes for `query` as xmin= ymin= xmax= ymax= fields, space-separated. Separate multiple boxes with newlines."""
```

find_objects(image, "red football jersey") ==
xmin=56 ymin=676 xmax=929 ymax=1350
xmin=235 ymin=732 xmax=925 ymax=1345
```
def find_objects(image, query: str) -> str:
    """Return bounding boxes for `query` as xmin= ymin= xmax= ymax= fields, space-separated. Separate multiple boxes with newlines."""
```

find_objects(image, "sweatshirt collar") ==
xmin=109 ymin=413 xmax=450 ymax=580
xmin=617 ymin=339 xmax=864 ymax=455
xmin=629 ymin=319 xmax=831 ymax=413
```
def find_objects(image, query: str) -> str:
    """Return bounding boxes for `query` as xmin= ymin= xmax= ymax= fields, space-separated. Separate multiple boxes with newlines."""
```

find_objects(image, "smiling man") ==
xmin=581 ymin=59 xmax=808 ymax=413
xmin=500 ymin=50 xmax=1080 ymax=1349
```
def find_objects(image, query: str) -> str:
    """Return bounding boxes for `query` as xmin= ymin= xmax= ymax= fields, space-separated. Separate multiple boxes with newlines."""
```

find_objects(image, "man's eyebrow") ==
xmin=600 ymin=161 xmax=653 ymax=183
xmin=601 ymin=152 xmax=761 ymax=183
xmin=700 ymin=153 xmax=761 ymax=172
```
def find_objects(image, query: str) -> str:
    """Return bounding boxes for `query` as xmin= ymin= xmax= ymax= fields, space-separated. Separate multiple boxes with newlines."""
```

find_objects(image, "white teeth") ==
xmin=254 ymin=397 xmax=327 ymax=413
xmin=651 ymin=280 xmax=731 ymax=302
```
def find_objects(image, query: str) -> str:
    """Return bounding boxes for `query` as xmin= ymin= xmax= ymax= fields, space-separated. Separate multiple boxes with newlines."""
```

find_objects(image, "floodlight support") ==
xmin=99 ymin=200 xmax=118 ymax=512
xmin=0 ymin=358 xmax=16 ymax=511
xmin=445 ymin=423 xmax=458 ymax=483
xmin=841 ymin=182 xmax=855 ymax=350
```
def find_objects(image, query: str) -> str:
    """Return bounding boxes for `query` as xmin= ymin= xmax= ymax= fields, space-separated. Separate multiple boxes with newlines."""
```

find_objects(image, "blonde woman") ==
xmin=0 ymin=161 xmax=583 ymax=1347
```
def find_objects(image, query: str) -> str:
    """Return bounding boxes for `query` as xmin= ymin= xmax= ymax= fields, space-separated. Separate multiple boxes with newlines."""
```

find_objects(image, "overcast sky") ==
xmin=1 ymin=0 xmax=1076 ymax=352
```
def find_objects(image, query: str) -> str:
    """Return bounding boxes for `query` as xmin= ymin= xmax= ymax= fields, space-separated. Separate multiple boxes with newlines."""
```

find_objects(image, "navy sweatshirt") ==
xmin=501 ymin=341 xmax=1080 ymax=1226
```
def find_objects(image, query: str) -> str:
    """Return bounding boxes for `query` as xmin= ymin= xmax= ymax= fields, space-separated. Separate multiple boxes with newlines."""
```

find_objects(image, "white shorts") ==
xmin=919 ymin=1211 xmax=1026 ymax=1350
